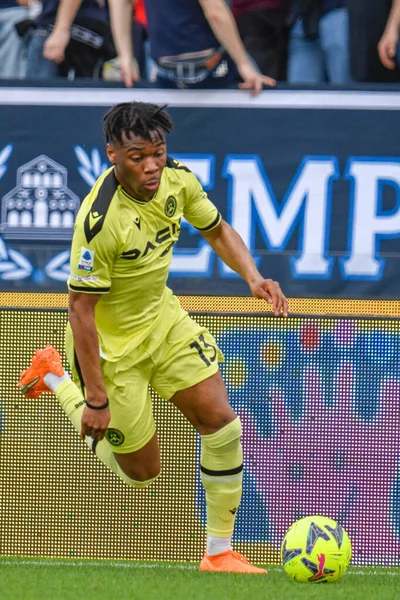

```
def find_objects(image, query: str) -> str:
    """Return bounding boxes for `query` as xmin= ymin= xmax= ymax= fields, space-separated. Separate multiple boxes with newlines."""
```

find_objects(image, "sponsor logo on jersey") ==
xmin=121 ymin=223 xmax=180 ymax=261
xmin=78 ymin=247 xmax=95 ymax=271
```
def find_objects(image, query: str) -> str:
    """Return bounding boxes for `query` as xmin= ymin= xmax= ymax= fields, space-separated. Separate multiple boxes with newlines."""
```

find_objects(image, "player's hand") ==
xmin=119 ymin=54 xmax=140 ymax=88
xmin=81 ymin=403 xmax=111 ymax=442
xmin=43 ymin=28 xmax=70 ymax=64
xmin=378 ymin=28 xmax=399 ymax=70
xmin=249 ymin=277 xmax=289 ymax=317
xmin=237 ymin=60 xmax=276 ymax=96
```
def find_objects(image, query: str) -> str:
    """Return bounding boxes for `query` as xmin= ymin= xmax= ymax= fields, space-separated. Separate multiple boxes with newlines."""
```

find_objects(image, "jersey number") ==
xmin=190 ymin=334 xmax=217 ymax=367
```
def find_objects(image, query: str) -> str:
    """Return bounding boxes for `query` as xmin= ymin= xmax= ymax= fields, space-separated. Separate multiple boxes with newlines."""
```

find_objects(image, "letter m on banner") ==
xmin=222 ymin=155 xmax=340 ymax=278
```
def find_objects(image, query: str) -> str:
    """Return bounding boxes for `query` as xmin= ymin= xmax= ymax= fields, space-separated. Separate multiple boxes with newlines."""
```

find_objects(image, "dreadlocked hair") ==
xmin=103 ymin=102 xmax=173 ymax=144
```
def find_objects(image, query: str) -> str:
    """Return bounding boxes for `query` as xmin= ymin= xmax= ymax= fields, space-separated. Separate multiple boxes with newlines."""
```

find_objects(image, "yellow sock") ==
xmin=200 ymin=417 xmax=243 ymax=539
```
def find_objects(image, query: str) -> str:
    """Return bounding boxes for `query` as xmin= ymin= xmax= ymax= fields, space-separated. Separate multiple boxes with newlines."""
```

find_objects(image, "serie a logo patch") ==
xmin=78 ymin=247 xmax=94 ymax=271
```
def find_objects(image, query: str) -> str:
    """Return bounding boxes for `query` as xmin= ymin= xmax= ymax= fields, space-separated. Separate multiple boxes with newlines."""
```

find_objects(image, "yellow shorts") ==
xmin=65 ymin=304 xmax=223 ymax=454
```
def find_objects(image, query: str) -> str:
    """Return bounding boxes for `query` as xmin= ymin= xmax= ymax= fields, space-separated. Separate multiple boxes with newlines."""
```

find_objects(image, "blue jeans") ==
xmin=288 ymin=8 xmax=351 ymax=84
xmin=25 ymin=27 xmax=59 ymax=79
xmin=0 ymin=6 xmax=29 ymax=78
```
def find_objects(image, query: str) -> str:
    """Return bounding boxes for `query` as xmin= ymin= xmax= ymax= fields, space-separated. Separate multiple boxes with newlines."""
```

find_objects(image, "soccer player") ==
xmin=19 ymin=102 xmax=289 ymax=574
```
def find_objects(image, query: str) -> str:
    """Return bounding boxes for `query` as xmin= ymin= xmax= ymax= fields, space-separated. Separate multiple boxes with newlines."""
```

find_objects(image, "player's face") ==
xmin=107 ymin=130 xmax=167 ymax=201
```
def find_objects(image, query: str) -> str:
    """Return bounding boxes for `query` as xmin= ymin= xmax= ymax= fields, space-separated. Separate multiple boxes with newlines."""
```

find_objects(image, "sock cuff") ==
xmin=201 ymin=417 xmax=242 ymax=449
xmin=50 ymin=377 xmax=72 ymax=395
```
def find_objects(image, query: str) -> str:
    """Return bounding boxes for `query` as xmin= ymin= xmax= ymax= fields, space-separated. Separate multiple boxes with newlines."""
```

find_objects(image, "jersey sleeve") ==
xmin=183 ymin=171 xmax=221 ymax=231
xmin=67 ymin=210 xmax=118 ymax=294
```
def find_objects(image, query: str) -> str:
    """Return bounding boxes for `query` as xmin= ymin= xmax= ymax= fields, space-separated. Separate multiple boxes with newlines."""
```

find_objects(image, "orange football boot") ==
xmin=199 ymin=550 xmax=268 ymax=574
xmin=18 ymin=345 xmax=64 ymax=398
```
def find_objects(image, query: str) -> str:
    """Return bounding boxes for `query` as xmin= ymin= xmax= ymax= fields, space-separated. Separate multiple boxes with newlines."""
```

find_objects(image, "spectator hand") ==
xmin=237 ymin=61 xmax=276 ymax=96
xmin=43 ymin=28 xmax=70 ymax=64
xmin=119 ymin=55 xmax=140 ymax=88
xmin=378 ymin=27 xmax=399 ymax=70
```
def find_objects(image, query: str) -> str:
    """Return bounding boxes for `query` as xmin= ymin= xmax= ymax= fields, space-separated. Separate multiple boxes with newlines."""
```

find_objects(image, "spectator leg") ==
xmin=133 ymin=22 xmax=147 ymax=80
xmin=25 ymin=28 xmax=59 ymax=79
xmin=287 ymin=18 xmax=324 ymax=84
xmin=320 ymin=8 xmax=352 ymax=84
xmin=0 ymin=6 xmax=29 ymax=78
xmin=237 ymin=9 xmax=288 ymax=80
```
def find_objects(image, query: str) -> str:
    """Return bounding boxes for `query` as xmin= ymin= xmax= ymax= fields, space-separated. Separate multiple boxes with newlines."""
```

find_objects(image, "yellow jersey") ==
xmin=67 ymin=158 xmax=221 ymax=361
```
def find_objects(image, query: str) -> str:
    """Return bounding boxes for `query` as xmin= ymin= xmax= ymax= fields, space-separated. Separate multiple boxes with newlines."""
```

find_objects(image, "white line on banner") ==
xmin=1 ymin=88 xmax=400 ymax=110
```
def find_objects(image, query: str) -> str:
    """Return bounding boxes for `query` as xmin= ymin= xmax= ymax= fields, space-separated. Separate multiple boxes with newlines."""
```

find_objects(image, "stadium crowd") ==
xmin=1 ymin=0 xmax=400 ymax=89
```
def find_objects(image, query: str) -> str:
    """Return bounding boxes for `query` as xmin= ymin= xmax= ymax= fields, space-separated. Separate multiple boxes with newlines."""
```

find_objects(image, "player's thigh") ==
xmin=66 ymin=325 xmax=157 ymax=456
xmin=65 ymin=322 xmax=85 ymax=394
xmin=101 ymin=359 xmax=156 ymax=455
xmin=113 ymin=431 xmax=161 ymax=482
xmin=151 ymin=315 xmax=236 ymax=434
xmin=171 ymin=371 xmax=237 ymax=435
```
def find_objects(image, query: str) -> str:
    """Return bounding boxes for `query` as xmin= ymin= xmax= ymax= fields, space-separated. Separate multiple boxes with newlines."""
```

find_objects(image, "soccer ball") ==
xmin=281 ymin=515 xmax=352 ymax=583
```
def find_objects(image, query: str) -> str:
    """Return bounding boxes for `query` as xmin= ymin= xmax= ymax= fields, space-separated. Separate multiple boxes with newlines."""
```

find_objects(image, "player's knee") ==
xmin=198 ymin=409 xmax=240 ymax=436
xmin=194 ymin=405 xmax=238 ymax=435
xmin=201 ymin=416 xmax=242 ymax=448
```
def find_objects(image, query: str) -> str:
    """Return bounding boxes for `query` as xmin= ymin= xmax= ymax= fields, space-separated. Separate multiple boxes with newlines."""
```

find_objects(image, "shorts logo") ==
xmin=78 ymin=247 xmax=94 ymax=271
xmin=106 ymin=428 xmax=125 ymax=446
xmin=165 ymin=196 xmax=177 ymax=218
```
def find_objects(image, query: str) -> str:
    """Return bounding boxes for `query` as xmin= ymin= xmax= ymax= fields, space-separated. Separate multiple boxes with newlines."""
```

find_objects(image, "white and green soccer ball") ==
xmin=281 ymin=515 xmax=352 ymax=583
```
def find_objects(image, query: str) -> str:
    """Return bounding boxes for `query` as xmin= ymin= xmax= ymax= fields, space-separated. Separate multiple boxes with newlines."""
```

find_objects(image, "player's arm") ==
xmin=108 ymin=0 xmax=140 ymax=87
xmin=43 ymin=0 xmax=83 ymax=64
xmin=378 ymin=0 xmax=400 ymax=69
xmin=182 ymin=164 xmax=288 ymax=314
xmin=198 ymin=0 xmax=275 ymax=94
xmin=68 ymin=290 xmax=106 ymax=406
xmin=201 ymin=219 xmax=289 ymax=317
xmin=67 ymin=189 xmax=117 ymax=440
xmin=68 ymin=291 xmax=111 ymax=441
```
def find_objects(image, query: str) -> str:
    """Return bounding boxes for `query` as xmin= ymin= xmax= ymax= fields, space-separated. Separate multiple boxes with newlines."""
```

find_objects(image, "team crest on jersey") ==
xmin=78 ymin=247 xmax=94 ymax=271
xmin=165 ymin=196 xmax=177 ymax=217
xmin=106 ymin=428 xmax=125 ymax=446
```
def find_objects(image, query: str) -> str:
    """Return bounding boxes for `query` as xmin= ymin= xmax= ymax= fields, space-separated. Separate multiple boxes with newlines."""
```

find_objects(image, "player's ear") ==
xmin=107 ymin=143 xmax=116 ymax=164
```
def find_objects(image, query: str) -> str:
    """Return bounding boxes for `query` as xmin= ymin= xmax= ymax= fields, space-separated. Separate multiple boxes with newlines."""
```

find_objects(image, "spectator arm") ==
xmin=385 ymin=0 xmax=400 ymax=34
xmin=108 ymin=0 xmax=134 ymax=65
xmin=198 ymin=0 xmax=252 ymax=70
xmin=53 ymin=0 xmax=84 ymax=33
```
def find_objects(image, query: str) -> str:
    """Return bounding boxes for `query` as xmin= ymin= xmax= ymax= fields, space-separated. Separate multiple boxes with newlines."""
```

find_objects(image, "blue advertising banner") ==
xmin=0 ymin=87 xmax=399 ymax=298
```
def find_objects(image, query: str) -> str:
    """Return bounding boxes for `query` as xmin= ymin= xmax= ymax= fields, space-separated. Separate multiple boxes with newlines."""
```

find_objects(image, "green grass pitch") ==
xmin=1 ymin=558 xmax=400 ymax=600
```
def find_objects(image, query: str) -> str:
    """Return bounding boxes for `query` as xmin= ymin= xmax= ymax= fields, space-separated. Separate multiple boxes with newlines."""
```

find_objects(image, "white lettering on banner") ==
xmin=341 ymin=159 xmax=400 ymax=279
xmin=4 ymin=148 xmax=398 ymax=283
xmin=172 ymin=154 xmax=215 ymax=188
xmin=169 ymin=154 xmax=400 ymax=281
xmin=170 ymin=155 xmax=215 ymax=277
xmin=222 ymin=156 xmax=338 ymax=278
